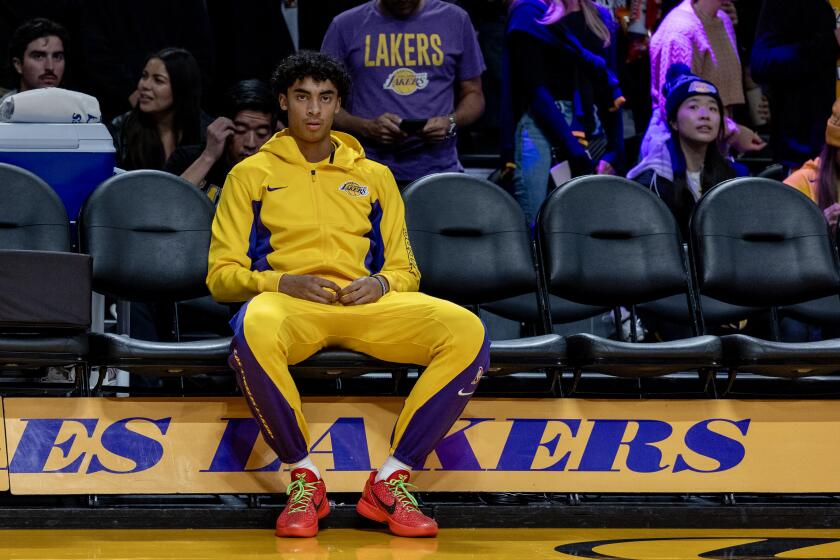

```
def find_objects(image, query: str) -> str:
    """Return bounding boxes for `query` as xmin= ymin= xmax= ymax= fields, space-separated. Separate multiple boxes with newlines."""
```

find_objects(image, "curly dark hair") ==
xmin=270 ymin=51 xmax=351 ymax=100
xmin=9 ymin=18 xmax=69 ymax=69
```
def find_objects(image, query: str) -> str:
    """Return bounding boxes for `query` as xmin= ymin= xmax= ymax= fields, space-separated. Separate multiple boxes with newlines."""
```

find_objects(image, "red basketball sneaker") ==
xmin=356 ymin=470 xmax=438 ymax=537
xmin=275 ymin=468 xmax=330 ymax=538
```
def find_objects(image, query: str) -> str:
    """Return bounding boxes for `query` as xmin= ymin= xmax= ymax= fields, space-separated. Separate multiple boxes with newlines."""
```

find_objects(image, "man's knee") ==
xmin=437 ymin=303 xmax=486 ymax=355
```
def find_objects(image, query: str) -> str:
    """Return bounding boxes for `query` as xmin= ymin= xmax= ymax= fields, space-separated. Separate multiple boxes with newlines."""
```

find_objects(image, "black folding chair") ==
xmin=690 ymin=177 xmax=840 ymax=393
xmin=403 ymin=173 xmax=565 ymax=388
xmin=0 ymin=163 xmax=89 ymax=394
xmin=536 ymin=175 xmax=721 ymax=392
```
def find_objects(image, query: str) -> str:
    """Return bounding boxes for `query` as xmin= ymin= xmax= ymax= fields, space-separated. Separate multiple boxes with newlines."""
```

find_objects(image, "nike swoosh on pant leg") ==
xmin=457 ymin=389 xmax=476 ymax=397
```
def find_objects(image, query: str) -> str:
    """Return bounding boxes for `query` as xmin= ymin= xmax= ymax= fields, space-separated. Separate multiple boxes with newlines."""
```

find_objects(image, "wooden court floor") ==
xmin=1 ymin=529 xmax=840 ymax=559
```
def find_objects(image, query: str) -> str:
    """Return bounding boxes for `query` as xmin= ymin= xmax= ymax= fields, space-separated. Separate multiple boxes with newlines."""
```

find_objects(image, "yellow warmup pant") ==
xmin=228 ymin=290 xmax=489 ymax=468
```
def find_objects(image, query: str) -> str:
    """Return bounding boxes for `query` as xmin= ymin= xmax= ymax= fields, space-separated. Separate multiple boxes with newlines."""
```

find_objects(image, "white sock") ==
xmin=290 ymin=455 xmax=321 ymax=479
xmin=376 ymin=455 xmax=411 ymax=482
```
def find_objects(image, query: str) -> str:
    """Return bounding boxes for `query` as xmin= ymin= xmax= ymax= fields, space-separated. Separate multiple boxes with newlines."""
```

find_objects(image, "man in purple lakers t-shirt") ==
xmin=321 ymin=0 xmax=486 ymax=186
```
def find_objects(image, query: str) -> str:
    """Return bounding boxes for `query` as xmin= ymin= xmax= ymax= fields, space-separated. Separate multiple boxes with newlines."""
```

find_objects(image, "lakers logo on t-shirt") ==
xmin=383 ymin=68 xmax=429 ymax=96
xmin=339 ymin=181 xmax=369 ymax=197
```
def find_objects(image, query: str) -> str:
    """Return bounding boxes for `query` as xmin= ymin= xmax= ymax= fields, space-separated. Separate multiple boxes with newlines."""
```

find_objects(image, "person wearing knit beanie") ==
xmin=628 ymin=63 xmax=738 ymax=237
xmin=662 ymin=64 xmax=724 ymax=127
xmin=641 ymin=0 xmax=767 ymax=164
xmin=785 ymin=98 xmax=840 ymax=228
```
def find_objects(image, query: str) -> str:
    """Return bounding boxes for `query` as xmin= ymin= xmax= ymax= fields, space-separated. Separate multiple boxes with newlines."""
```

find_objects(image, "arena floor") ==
xmin=2 ymin=528 xmax=840 ymax=559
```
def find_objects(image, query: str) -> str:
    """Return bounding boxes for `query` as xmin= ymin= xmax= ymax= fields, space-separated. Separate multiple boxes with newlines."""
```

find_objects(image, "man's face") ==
xmin=226 ymin=110 xmax=274 ymax=164
xmin=13 ymin=35 xmax=65 ymax=91
xmin=379 ymin=0 xmax=422 ymax=18
xmin=279 ymin=77 xmax=341 ymax=146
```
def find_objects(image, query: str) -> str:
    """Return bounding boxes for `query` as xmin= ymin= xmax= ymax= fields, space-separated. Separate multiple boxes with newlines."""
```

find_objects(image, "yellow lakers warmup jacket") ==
xmin=207 ymin=130 xmax=420 ymax=302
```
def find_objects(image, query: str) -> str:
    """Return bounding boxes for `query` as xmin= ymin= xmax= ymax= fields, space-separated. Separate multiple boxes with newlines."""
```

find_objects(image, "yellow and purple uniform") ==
xmin=207 ymin=130 xmax=488 ymax=468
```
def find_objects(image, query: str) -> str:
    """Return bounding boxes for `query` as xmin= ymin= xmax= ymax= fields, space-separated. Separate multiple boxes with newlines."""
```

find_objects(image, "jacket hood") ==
xmin=627 ymin=136 xmax=676 ymax=182
xmin=258 ymin=129 xmax=366 ymax=170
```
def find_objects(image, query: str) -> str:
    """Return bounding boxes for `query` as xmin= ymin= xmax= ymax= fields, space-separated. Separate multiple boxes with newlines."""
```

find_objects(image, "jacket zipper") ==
xmin=310 ymin=168 xmax=326 ymax=261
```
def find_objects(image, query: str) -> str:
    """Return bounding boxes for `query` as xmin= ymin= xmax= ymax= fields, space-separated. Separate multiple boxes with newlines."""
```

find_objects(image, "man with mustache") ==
xmin=2 ymin=18 xmax=67 ymax=103
xmin=166 ymin=79 xmax=278 ymax=204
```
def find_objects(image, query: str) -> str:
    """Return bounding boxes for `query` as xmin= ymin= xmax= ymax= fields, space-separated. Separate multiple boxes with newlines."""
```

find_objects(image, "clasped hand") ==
xmin=278 ymin=274 xmax=385 ymax=305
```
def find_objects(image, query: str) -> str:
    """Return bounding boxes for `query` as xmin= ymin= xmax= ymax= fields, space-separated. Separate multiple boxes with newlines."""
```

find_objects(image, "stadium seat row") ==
xmin=1 ymin=163 xmax=839 ymax=397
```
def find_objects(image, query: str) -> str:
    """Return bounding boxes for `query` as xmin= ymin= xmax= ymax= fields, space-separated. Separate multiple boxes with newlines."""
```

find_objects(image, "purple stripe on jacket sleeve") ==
xmin=247 ymin=201 xmax=274 ymax=272
xmin=364 ymin=200 xmax=385 ymax=275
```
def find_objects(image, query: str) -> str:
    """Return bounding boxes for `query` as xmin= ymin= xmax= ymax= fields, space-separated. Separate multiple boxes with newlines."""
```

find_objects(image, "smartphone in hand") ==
xmin=399 ymin=118 xmax=428 ymax=134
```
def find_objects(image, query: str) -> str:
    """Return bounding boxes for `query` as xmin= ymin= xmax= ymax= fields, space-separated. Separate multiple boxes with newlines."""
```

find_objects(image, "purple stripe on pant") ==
xmin=229 ymin=302 xmax=309 ymax=464
xmin=393 ymin=336 xmax=491 ymax=469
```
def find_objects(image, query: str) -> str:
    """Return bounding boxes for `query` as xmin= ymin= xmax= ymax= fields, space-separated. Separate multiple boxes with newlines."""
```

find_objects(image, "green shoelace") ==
xmin=387 ymin=475 xmax=420 ymax=513
xmin=286 ymin=473 xmax=319 ymax=513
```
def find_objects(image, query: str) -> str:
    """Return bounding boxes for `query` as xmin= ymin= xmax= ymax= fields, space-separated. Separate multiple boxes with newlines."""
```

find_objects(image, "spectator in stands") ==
xmin=643 ymin=0 xmax=765 ymax=163
xmin=109 ymin=48 xmax=208 ymax=172
xmin=207 ymin=51 xmax=487 ymax=539
xmin=785 ymin=99 xmax=840 ymax=230
xmin=751 ymin=0 xmax=839 ymax=171
xmin=628 ymin=64 xmax=738 ymax=237
xmin=79 ymin=0 xmax=213 ymax=121
xmin=616 ymin=1 xmax=664 ymax=137
xmin=2 ymin=18 xmax=68 ymax=103
xmin=321 ymin=0 xmax=486 ymax=187
xmin=505 ymin=0 xmax=626 ymax=225
xmin=166 ymin=79 xmax=277 ymax=204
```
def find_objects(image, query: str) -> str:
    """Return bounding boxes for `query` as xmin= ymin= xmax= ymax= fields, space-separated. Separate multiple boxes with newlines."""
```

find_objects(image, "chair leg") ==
xmin=549 ymin=368 xmax=563 ymax=397
xmin=79 ymin=362 xmax=91 ymax=397
xmin=392 ymin=368 xmax=407 ymax=395
xmin=722 ymin=368 xmax=737 ymax=396
xmin=700 ymin=368 xmax=717 ymax=397
xmin=569 ymin=368 xmax=582 ymax=395
xmin=91 ymin=366 xmax=106 ymax=396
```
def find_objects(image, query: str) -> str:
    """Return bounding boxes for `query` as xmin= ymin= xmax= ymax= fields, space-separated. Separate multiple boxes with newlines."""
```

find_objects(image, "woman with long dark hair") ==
xmin=629 ymin=64 xmax=739 ymax=237
xmin=504 ymin=0 xmax=625 ymax=225
xmin=110 ymin=47 xmax=206 ymax=171
xmin=785 ymin=100 xmax=840 ymax=230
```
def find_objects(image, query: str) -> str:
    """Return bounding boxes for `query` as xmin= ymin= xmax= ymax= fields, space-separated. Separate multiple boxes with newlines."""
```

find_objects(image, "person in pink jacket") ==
xmin=641 ymin=0 xmax=765 ymax=161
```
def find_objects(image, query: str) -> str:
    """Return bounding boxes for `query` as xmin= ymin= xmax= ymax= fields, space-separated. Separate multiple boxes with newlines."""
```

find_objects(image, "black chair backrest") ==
xmin=690 ymin=177 xmax=840 ymax=307
xmin=483 ymin=293 xmax=608 ymax=324
xmin=779 ymin=295 xmax=840 ymax=328
xmin=757 ymin=163 xmax=786 ymax=182
xmin=0 ymin=163 xmax=70 ymax=251
xmin=80 ymin=170 xmax=215 ymax=302
xmin=538 ymin=175 xmax=688 ymax=307
xmin=403 ymin=173 xmax=536 ymax=304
